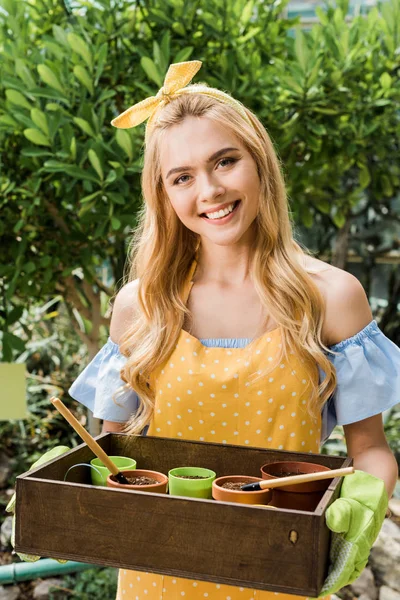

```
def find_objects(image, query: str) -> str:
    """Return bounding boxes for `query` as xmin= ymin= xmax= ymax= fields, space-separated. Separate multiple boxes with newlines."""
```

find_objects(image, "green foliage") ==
xmin=48 ymin=567 xmax=118 ymax=599
xmin=0 ymin=299 xmax=87 ymax=481
xmin=0 ymin=0 xmax=399 ymax=348
xmin=0 ymin=0 xmax=297 ymax=359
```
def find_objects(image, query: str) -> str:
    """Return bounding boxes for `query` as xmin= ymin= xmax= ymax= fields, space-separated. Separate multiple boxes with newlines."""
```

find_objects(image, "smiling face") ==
xmin=159 ymin=116 xmax=261 ymax=248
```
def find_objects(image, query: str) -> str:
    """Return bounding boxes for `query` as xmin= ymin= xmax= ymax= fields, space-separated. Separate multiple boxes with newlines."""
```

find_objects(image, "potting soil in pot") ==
xmin=221 ymin=481 xmax=253 ymax=490
xmin=110 ymin=475 xmax=158 ymax=485
xmin=174 ymin=475 xmax=208 ymax=479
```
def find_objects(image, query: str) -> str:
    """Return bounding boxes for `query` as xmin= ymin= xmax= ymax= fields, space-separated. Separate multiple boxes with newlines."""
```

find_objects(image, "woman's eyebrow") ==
xmin=166 ymin=146 xmax=240 ymax=180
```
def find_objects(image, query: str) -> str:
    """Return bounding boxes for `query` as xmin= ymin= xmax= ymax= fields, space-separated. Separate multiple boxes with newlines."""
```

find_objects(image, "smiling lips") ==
xmin=201 ymin=200 xmax=240 ymax=220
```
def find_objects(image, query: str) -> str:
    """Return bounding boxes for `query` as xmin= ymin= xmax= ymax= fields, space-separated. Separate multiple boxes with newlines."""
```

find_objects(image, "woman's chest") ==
xmin=184 ymin=282 xmax=278 ymax=339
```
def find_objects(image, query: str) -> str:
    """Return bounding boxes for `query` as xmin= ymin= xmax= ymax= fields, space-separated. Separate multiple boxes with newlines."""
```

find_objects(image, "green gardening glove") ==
xmin=318 ymin=470 xmax=388 ymax=597
xmin=6 ymin=445 xmax=71 ymax=563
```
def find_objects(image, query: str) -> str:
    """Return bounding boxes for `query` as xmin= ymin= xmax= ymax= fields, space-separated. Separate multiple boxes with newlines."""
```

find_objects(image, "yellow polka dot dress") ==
xmin=117 ymin=260 xmax=324 ymax=600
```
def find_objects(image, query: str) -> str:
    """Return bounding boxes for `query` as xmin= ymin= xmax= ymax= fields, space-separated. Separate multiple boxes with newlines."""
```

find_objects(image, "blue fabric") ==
xmin=69 ymin=339 xmax=140 ymax=423
xmin=320 ymin=320 xmax=400 ymax=442
xmin=69 ymin=320 xmax=400 ymax=442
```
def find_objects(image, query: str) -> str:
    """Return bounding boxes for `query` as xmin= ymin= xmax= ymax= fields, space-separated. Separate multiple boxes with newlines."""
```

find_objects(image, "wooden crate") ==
xmin=15 ymin=434 xmax=352 ymax=596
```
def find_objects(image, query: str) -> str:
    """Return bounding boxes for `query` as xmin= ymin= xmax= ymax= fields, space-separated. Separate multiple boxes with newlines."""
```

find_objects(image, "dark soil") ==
xmin=111 ymin=475 xmax=158 ymax=485
xmin=174 ymin=475 xmax=208 ymax=479
xmin=221 ymin=481 xmax=252 ymax=490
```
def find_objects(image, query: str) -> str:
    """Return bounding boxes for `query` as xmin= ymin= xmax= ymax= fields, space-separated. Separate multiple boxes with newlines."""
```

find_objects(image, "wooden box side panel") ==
xmin=16 ymin=478 xmax=322 ymax=596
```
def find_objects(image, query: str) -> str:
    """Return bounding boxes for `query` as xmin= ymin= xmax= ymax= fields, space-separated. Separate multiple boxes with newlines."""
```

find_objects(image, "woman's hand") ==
xmin=318 ymin=470 xmax=389 ymax=597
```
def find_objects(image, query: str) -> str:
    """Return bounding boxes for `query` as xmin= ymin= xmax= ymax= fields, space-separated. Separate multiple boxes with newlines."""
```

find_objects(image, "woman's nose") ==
xmin=198 ymin=174 xmax=226 ymax=203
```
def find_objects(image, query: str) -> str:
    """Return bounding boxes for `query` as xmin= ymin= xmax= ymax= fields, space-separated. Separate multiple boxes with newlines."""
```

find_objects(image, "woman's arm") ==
xmin=323 ymin=268 xmax=398 ymax=498
xmin=102 ymin=420 xmax=127 ymax=433
xmin=344 ymin=415 xmax=398 ymax=498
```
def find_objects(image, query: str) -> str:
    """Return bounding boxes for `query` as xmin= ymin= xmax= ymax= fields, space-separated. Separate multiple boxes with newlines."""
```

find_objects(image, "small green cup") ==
xmin=90 ymin=456 xmax=137 ymax=487
xmin=168 ymin=467 xmax=216 ymax=499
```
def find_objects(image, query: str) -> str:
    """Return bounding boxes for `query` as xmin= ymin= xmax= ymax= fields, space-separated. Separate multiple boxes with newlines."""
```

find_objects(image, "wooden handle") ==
xmin=50 ymin=397 xmax=120 ymax=476
xmin=258 ymin=467 xmax=355 ymax=490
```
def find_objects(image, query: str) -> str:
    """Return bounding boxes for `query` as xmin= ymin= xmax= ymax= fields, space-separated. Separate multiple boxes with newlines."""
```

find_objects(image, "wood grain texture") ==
xmin=15 ymin=434 xmax=352 ymax=595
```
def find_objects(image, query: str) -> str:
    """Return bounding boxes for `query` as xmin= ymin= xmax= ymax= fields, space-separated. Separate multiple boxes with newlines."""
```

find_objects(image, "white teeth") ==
xmin=204 ymin=202 xmax=236 ymax=220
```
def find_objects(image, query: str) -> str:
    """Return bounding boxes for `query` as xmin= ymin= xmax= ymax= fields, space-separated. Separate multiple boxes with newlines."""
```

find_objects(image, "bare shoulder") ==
xmin=303 ymin=256 xmax=373 ymax=346
xmin=110 ymin=279 xmax=140 ymax=344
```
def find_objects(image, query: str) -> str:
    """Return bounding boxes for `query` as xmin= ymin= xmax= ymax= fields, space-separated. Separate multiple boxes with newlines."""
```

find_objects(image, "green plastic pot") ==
xmin=90 ymin=456 xmax=137 ymax=486
xmin=168 ymin=467 xmax=216 ymax=499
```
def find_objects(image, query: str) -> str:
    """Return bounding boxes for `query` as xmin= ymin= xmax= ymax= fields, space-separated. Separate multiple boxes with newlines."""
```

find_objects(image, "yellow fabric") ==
xmin=116 ymin=260 xmax=324 ymax=600
xmin=110 ymin=60 xmax=253 ymax=141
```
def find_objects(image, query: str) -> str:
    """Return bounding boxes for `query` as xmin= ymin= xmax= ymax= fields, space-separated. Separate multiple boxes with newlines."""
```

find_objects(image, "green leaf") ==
xmin=67 ymin=33 xmax=93 ymax=71
xmin=73 ymin=66 xmax=94 ymax=95
xmin=21 ymin=148 xmax=53 ymax=157
xmin=379 ymin=72 xmax=392 ymax=89
xmin=172 ymin=22 xmax=186 ymax=36
xmin=105 ymin=170 xmax=117 ymax=184
xmin=80 ymin=190 xmax=102 ymax=204
xmin=312 ymin=108 xmax=338 ymax=115
xmin=315 ymin=6 xmax=328 ymax=25
xmin=23 ymin=128 xmax=51 ymax=147
xmin=111 ymin=216 xmax=121 ymax=230
xmin=15 ymin=58 xmax=36 ymax=89
xmin=45 ymin=103 xmax=64 ymax=111
xmin=294 ymin=28 xmax=309 ymax=73
xmin=0 ymin=115 xmax=18 ymax=127
xmin=332 ymin=209 xmax=346 ymax=228
xmin=88 ymin=149 xmax=104 ymax=181
xmin=73 ymin=117 xmax=96 ymax=137
xmin=13 ymin=219 xmax=24 ymax=233
xmin=381 ymin=175 xmax=393 ymax=197
xmin=96 ymin=89 xmax=116 ymax=104
xmin=52 ymin=24 xmax=69 ymax=47
xmin=95 ymin=43 xmax=108 ymax=84
xmin=238 ymin=26 xmax=262 ymax=44
xmin=29 ymin=87 xmax=69 ymax=103
xmin=153 ymin=41 xmax=164 ymax=72
xmin=25 ymin=262 xmax=36 ymax=273
xmin=6 ymin=306 xmax=24 ymax=326
xmin=359 ymin=165 xmax=371 ymax=189
xmin=374 ymin=99 xmax=391 ymax=107
xmin=70 ymin=136 xmax=77 ymax=161
xmin=115 ymin=129 xmax=133 ymax=160
xmin=241 ymin=0 xmax=254 ymax=26
xmin=5 ymin=89 xmax=31 ymax=110
xmin=30 ymin=108 xmax=49 ymax=136
xmin=174 ymin=47 xmax=194 ymax=63
xmin=37 ymin=64 xmax=65 ymax=95
xmin=160 ymin=31 xmax=170 ymax=68
xmin=2 ymin=331 xmax=25 ymax=354
xmin=141 ymin=57 xmax=163 ymax=87
xmin=42 ymin=161 xmax=99 ymax=182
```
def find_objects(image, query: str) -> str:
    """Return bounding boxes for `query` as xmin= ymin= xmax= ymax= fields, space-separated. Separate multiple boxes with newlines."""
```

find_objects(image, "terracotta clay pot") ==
xmin=260 ymin=461 xmax=332 ymax=512
xmin=106 ymin=469 xmax=168 ymax=493
xmin=212 ymin=475 xmax=273 ymax=505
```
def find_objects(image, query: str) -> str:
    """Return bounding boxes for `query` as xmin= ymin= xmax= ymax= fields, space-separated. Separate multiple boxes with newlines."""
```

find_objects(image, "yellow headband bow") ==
xmin=110 ymin=60 xmax=253 ymax=139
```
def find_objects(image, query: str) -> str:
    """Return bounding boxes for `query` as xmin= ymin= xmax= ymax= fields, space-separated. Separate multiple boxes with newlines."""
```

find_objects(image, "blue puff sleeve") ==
xmin=320 ymin=320 xmax=400 ymax=443
xmin=68 ymin=338 xmax=140 ymax=422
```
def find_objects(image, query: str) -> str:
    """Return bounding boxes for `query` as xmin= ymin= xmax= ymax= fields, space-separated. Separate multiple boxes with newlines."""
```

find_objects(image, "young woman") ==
xmin=69 ymin=61 xmax=399 ymax=600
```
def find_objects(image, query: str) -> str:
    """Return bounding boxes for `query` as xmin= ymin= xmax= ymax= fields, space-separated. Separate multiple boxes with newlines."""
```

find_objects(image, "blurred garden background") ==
xmin=0 ymin=0 xmax=399 ymax=597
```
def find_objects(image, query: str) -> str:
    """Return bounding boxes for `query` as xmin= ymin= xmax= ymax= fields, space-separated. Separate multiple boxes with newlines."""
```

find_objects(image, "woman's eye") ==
xmin=174 ymin=175 xmax=190 ymax=185
xmin=219 ymin=157 xmax=236 ymax=167
xmin=174 ymin=157 xmax=236 ymax=186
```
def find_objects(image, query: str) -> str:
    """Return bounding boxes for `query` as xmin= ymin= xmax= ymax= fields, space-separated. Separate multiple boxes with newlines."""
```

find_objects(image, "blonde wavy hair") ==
xmin=115 ymin=86 xmax=337 ymax=435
